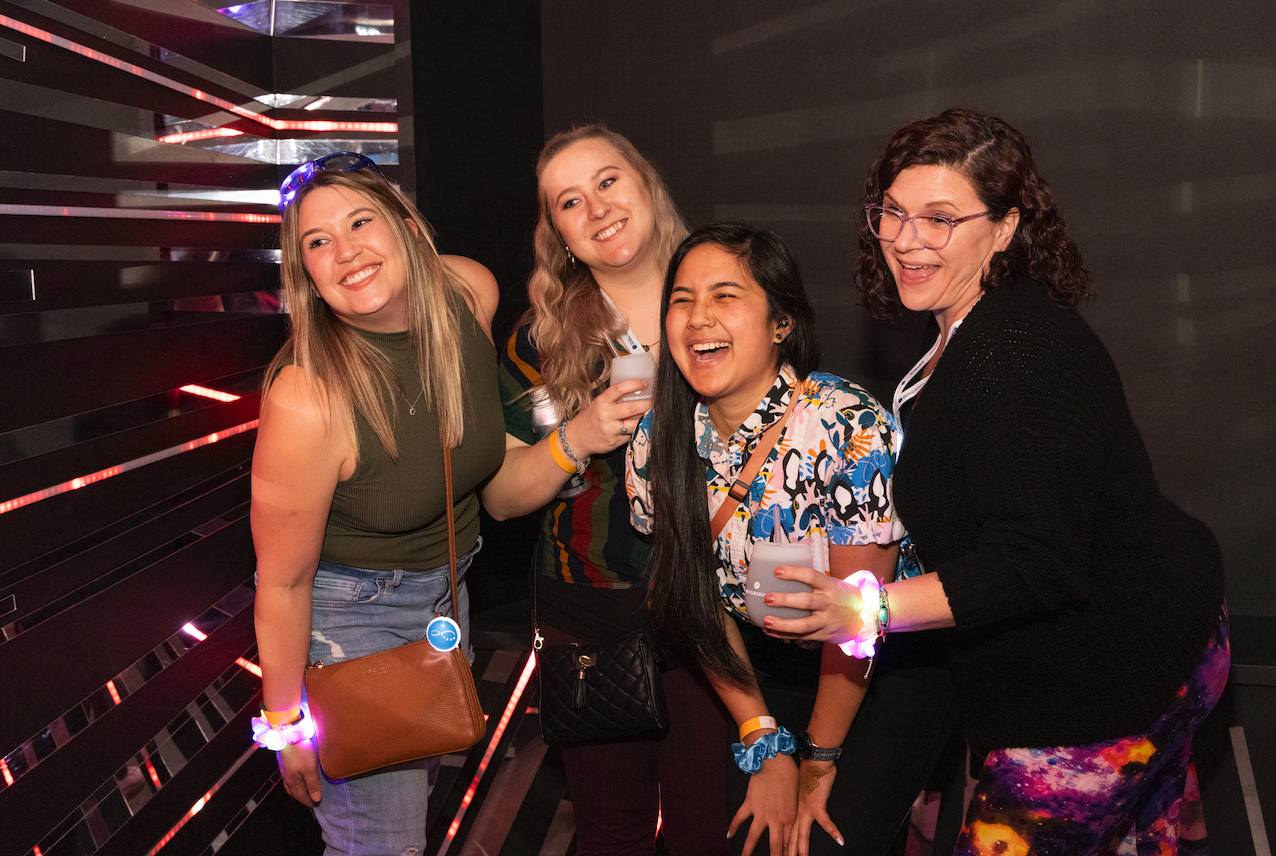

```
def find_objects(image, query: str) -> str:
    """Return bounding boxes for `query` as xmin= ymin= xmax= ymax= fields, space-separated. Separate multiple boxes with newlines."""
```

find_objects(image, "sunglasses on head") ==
xmin=277 ymin=152 xmax=385 ymax=211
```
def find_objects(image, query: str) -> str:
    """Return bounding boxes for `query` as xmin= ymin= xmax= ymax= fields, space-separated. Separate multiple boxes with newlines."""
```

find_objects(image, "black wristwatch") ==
xmin=795 ymin=730 xmax=842 ymax=762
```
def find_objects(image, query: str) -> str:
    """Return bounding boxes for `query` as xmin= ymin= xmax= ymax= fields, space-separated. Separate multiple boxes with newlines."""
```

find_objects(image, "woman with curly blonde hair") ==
xmin=482 ymin=125 xmax=731 ymax=855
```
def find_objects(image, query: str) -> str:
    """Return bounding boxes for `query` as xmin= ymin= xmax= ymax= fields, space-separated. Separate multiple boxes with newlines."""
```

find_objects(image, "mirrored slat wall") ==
xmin=0 ymin=2 xmax=400 ymax=853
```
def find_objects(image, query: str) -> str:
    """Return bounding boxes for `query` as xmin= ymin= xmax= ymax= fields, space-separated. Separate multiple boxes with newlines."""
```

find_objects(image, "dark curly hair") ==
xmin=855 ymin=108 xmax=1090 ymax=321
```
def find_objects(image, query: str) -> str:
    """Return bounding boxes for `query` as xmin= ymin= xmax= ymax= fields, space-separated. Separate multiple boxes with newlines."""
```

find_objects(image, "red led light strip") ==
xmin=0 ymin=419 xmax=259 ymax=516
xmin=144 ymin=745 xmax=258 ymax=856
xmin=157 ymin=128 xmax=245 ymax=144
xmin=179 ymin=384 xmax=241 ymax=402
xmin=183 ymin=623 xmax=262 ymax=677
xmin=436 ymin=653 xmax=538 ymax=856
xmin=0 ymin=204 xmax=278 ymax=223
xmin=0 ymin=15 xmax=396 ymax=138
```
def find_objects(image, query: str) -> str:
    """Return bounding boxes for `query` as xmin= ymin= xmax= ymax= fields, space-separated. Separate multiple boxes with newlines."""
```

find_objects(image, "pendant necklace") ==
xmin=401 ymin=388 xmax=424 ymax=416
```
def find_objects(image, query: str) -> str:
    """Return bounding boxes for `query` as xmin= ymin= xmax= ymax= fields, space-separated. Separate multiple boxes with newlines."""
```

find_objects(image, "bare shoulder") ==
xmin=260 ymin=365 xmax=328 ymax=431
xmin=256 ymin=366 xmax=344 ymax=471
xmin=442 ymin=254 xmax=499 ymax=340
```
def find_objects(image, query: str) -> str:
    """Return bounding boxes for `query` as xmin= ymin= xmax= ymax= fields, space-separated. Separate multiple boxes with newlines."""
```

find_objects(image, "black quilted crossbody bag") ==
xmin=534 ymin=386 xmax=799 ymax=743
xmin=534 ymin=627 xmax=668 ymax=744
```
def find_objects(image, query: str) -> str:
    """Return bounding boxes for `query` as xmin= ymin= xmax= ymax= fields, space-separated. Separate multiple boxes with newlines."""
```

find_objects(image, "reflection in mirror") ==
xmin=0 ymin=585 xmax=257 ymax=801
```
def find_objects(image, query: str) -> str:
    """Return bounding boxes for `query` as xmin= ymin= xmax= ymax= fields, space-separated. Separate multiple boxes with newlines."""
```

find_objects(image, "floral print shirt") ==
xmin=626 ymin=364 xmax=907 ymax=619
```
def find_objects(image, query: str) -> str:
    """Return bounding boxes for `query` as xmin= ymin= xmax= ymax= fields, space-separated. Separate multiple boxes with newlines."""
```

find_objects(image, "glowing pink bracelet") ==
xmin=838 ymin=571 xmax=882 ymax=658
xmin=251 ymin=703 xmax=316 ymax=751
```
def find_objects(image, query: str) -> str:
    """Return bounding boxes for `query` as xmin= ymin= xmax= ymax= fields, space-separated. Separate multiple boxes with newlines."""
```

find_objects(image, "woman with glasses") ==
xmin=480 ymin=126 xmax=732 ymax=856
xmin=766 ymin=109 xmax=1228 ymax=855
xmin=251 ymin=153 xmax=505 ymax=856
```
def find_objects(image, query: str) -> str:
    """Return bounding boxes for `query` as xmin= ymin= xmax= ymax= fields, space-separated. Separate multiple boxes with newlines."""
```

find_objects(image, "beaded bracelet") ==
xmin=251 ymin=704 xmax=316 ymax=751
xmin=838 ymin=571 xmax=885 ymax=659
xmin=731 ymin=726 xmax=796 ymax=774
xmin=877 ymin=582 xmax=891 ymax=637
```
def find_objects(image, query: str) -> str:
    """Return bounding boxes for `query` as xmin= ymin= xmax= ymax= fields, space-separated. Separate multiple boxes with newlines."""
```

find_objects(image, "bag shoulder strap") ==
xmin=442 ymin=440 xmax=461 ymax=620
xmin=708 ymin=382 xmax=801 ymax=541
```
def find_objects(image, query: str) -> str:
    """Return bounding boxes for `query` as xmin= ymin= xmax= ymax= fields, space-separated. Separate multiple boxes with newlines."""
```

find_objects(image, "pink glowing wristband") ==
xmin=837 ymin=571 xmax=883 ymax=659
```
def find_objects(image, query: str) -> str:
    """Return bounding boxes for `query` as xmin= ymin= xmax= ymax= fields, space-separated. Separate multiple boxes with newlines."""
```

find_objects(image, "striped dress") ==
xmin=499 ymin=321 xmax=648 ymax=590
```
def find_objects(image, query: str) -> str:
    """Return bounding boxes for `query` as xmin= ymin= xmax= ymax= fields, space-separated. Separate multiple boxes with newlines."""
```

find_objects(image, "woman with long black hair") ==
xmin=627 ymin=223 xmax=909 ymax=856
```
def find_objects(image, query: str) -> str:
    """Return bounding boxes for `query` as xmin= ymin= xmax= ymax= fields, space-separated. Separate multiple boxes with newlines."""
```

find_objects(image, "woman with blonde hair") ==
xmin=482 ymin=125 xmax=731 ymax=855
xmin=252 ymin=153 xmax=505 ymax=856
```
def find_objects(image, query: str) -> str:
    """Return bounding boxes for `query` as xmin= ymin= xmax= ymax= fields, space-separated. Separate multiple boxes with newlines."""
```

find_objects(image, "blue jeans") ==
xmin=307 ymin=545 xmax=476 ymax=856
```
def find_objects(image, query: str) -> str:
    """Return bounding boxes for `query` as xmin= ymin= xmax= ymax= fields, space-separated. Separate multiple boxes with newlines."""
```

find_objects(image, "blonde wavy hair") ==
xmin=527 ymin=125 xmax=688 ymax=417
xmin=265 ymin=167 xmax=470 ymax=456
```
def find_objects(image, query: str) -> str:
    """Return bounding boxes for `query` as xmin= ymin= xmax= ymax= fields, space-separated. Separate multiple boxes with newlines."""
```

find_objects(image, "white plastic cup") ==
xmin=744 ymin=541 xmax=816 ymax=626
xmin=611 ymin=352 xmax=656 ymax=403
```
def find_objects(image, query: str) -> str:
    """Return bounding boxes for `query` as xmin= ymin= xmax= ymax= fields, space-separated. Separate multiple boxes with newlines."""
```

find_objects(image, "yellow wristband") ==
xmin=262 ymin=705 xmax=302 ymax=726
xmin=548 ymin=432 xmax=577 ymax=474
xmin=738 ymin=715 xmax=777 ymax=742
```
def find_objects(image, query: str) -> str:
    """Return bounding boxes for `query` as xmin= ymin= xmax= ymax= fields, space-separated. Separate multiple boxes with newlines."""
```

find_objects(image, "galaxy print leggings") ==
xmin=955 ymin=609 xmax=1230 ymax=856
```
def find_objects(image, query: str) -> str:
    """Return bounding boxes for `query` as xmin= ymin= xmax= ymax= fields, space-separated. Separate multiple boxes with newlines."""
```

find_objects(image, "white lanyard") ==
xmin=600 ymin=290 xmax=647 ymax=355
xmin=892 ymin=314 xmax=973 ymax=420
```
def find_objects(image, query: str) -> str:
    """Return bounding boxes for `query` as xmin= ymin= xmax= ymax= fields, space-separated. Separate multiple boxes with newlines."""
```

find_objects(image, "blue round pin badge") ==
xmin=426 ymin=616 xmax=461 ymax=652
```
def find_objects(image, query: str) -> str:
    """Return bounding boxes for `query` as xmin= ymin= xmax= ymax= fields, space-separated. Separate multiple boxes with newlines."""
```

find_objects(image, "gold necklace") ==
xmin=401 ymin=388 xmax=424 ymax=416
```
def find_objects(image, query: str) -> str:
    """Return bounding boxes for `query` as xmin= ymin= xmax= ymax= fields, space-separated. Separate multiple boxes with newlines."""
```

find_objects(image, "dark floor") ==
xmin=209 ymin=604 xmax=1275 ymax=856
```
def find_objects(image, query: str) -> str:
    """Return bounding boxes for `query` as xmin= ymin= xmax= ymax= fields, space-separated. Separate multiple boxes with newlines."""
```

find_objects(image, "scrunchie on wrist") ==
xmin=251 ymin=703 xmax=316 ymax=751
xmin=731 ymin=726 xmax=796 ymax=774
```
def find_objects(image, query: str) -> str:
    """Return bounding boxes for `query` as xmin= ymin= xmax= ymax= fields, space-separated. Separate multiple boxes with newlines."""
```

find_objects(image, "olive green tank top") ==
xmin=321 ymin=302 xmax=505 ymax=571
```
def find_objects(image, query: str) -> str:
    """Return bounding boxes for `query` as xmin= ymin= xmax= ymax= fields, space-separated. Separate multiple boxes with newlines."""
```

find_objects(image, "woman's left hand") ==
xmin=762 ymin=565 xmax=865 ymax=644
xmin=788 ymin=761 xmax=842 ymax=855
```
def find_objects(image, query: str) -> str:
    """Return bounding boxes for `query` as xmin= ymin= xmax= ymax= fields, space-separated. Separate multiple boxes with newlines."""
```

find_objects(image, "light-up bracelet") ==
xmin=838 ymin=571 xmax=883 ymax=659
xmin=251 ymin=703 xmax=316 ymax=751
xmin=731 ymin=726 xmax=796 ymax=774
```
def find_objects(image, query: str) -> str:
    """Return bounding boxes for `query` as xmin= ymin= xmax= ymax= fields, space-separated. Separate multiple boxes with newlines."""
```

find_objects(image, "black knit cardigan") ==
xmin=893 ymin=279 xmax=1224 ymax=759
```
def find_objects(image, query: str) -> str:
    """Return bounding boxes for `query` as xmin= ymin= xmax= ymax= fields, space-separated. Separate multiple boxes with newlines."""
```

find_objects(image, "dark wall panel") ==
xmin=0 ymin=3 xmax=291 ymax=853
xmin=0 ymin=316 xmax=284 ymax=431
xmin=30 ymin=0 xmax=274 ymax=90
xmin=8 ymin=262 xmax=281 ymax=311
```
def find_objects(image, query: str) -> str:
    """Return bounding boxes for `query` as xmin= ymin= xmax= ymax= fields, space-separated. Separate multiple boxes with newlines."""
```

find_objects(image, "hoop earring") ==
xmin=565 ymin=244 xmax=575 ymax=266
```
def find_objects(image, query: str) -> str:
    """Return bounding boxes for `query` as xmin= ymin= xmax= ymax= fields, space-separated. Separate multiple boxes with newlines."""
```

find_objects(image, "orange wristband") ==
xmin=262 ymin=705 xmax=302 ymax=726
xmin=548 ymin=432 xmax=576 ymax=474
xmin=738 ymin=715 xmax=778 ymax=742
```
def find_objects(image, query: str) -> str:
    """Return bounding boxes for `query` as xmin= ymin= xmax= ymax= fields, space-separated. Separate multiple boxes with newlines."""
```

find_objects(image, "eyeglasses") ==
xmin=278 ymin=152 xmax=384 ymax=211
xmin=864 ymin=204 xmax=991 ymax=250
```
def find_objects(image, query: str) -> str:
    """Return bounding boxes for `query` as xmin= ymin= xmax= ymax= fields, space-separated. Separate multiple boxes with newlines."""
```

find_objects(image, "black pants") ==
xmin=728 ymin=618 xmax=961 ymax=856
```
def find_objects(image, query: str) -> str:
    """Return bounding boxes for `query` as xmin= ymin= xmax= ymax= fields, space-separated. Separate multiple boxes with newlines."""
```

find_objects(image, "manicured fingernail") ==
xmin=836 ymin=837 xmax=844 ymax=846
xmin=763 ymin=617 xmax=773 ymax=628
xmin=774 ymin=567 xmax=786 ymax=577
